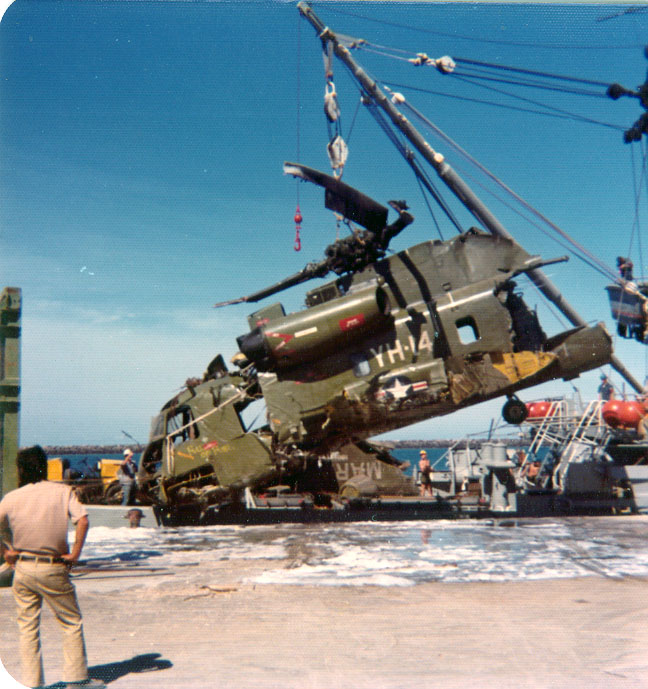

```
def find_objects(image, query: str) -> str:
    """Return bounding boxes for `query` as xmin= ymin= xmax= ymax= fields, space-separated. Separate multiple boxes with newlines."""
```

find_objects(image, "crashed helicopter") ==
xmin=135 ymin=3 xmax=630 ymax=526
xmin=137 ymin=162 xmax=613 ymax=525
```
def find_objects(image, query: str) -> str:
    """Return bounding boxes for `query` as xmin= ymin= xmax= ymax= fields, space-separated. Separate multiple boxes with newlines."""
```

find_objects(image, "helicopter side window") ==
xmin=456 ymin=316 xmax=480 ymax=344
xmin=166 ymin=406 xmax=199 ymax=445
xmin=350 ymin=353 xmax=371 ymax=377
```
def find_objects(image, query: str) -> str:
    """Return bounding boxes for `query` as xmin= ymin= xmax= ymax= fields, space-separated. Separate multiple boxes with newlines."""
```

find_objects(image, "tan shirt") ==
xmin=0 ymin=481 xmax=87 ymax=555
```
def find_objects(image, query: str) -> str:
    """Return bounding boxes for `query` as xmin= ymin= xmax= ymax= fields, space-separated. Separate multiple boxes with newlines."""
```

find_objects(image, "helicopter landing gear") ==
xmin=502 ymin=396 xmax=528 ymax=425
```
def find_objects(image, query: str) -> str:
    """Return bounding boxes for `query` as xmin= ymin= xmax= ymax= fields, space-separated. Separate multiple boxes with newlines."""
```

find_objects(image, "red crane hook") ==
xmin=294 ymin=206 xmax=303 ymax=251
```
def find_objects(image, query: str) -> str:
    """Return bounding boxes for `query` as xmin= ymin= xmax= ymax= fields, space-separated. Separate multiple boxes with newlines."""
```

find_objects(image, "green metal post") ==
xmin=0 ymin=287 xmax=21 ymax=498
xmin=0 ymin=287 xmax=20 ymax=586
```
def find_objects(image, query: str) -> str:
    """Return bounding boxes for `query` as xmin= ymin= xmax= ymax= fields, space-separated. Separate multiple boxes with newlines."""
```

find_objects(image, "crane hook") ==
xmin=294 ymin=206 xmax=303 ymax=251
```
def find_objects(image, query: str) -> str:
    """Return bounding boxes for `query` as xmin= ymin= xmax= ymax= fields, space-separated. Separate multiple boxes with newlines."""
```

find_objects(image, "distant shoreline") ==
xmin=43 ymin=438 xmax=525 ymax=455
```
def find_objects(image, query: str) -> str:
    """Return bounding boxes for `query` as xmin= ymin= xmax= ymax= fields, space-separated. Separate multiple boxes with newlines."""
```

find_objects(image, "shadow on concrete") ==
xmin=88 ymin=653 xmax=173 ymax=683
xmin=28 ymin=654 xmax=172 ymax=687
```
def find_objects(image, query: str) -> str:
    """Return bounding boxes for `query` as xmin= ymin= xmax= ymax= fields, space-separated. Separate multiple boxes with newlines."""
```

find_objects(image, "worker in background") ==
xmin=598 ymin=374 xmax=614 ymax=401
xmin=124 ymin=508 xmax=145 ymax=528
xmin=617 ymin=256 xmax=634 ymax=281
xmin=418 ymin=450 xmax=433 ymax=497
xmin=117 ymin=449 xmax=137 ymax=506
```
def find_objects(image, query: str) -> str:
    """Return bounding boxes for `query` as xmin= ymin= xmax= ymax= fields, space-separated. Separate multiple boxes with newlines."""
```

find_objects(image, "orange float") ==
xmin=602 ymin=400 xmax=645 ymax=429
xmin=525 ymin=401 xmax=553 ymax=419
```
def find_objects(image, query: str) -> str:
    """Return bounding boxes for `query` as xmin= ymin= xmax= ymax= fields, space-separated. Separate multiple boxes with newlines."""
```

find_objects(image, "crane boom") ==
xmin=297 ymin=1 xmax=644 ymax=394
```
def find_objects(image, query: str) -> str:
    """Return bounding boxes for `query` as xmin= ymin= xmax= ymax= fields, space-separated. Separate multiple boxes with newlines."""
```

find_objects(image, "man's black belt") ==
xmin=17 ymin=552 xmax=65 ymax=564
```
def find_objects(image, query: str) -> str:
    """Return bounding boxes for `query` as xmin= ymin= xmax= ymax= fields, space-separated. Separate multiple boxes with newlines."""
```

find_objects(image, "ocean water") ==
xmin=392 ymin=447 xmax=449 ymax=473
xmin=79 ymin=516 xmax=648 ymax=588
xmin=64 ymin=448 xmax=450 ymax=477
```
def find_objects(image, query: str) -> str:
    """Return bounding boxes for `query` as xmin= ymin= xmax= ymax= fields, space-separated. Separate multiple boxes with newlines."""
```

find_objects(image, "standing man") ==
xmin=0 ymin=446 xmax=105 ymax=689
xmin=418 ymin=449 xmax=433 ymax=497
xmin=598 ymin=374 xmax=614 ymax=401
xmin=118 ymin=448 xmax=137 ymax=506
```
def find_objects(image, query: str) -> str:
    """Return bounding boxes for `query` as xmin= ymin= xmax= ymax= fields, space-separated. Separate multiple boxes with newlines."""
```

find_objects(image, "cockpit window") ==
xmin=150 ymin=414 xmax=165 ymax=439
xmin=166 ymin=406 xmax=199 ymax=444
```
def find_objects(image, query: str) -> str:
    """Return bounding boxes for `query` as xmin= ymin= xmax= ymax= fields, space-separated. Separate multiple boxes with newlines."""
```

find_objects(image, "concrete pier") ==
xmin=1 ymin=557 xmax=647 ymax=688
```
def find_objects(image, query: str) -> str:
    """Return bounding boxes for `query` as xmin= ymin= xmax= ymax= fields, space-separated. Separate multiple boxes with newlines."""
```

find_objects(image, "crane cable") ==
xmin=326 ymin=6 xmax=645 ymax=51
xmin=449 ymin=71 xmax=607 ymax=99
xmin=331 ymin=54 xmax=463 ymax=238
xmin=449 ymin=74 xmax=624 ymax=132
xmin=379 ymin=78 xmax=623 ymax=132
xmin=628 ymin=141 xmax=648 ymax=276
xmin=310 ymin=14 xmax=639 ymax=292
xmin=294 ymin=12 xmax=303 ymax=251
xmin=452 ymin=56 xmax=613 ymax=89
xmin=448 ymin=152 xmax=618 ymax=282
xmin=361 ymin=93 xmax=460 ymax=237
xmin=351 ymin=38 xmax=628 ymax=130
xmin=388 ymin=88 xmax=622 ymax=283
xmin=353 ymin=39 xmax=617 ymax=97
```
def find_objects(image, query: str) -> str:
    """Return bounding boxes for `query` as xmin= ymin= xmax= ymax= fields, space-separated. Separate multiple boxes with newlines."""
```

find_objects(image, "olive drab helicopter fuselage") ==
xmin=136 ymin=164 xmax=612 ymax=519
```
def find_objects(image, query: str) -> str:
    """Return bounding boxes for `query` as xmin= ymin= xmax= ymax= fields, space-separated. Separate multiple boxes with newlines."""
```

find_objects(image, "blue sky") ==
xmin=2 ymin=0 xmax=648 ymax=446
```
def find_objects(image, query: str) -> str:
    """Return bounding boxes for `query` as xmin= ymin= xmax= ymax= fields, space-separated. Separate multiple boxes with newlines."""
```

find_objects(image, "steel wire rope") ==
xmin=451 ymin=64 xmax=607 ymax=97
xmin=449 ymin=74 xmax=624 ymax=132
xmin=318 ymin=22 xmax=637 ymax=338
xmin=380 ymin=79 xmax=624 ymax=133
xmin=337 ymin=58 xmax=465 ymax=238
xmin=296 ymin=12 xmax=301 ymax=162
xmin=356 ymin=42 xmax=611 ymax=101
xmin=327 ymin=35 xmax=363 ymax=148
xmin=342 ymin=62 xmax=621 ymax=278
xmin=641 ymin=141 xmax=648 ymax=277
xmin=344 ymin=93 xmax=362 ymax=145
xmin=450 ymin=69 xmax=608 ymax=99
xmin=634 ymin=140 xmax=648 ymax=277
xmin=452 ymin=56 xmax=613 ymax=89
xmin=354 ymin=41 xmax=616 ymax=97
xmin=396 ymin=103 xmax=634 ymax=353
xmin=359 ymin=45 xmax=413 ymax=63
xmin=415 ymin=110 xmax=646 ymax=350
xmin=296 ymin=12 xmax=302 ymax=225
xmin=362 ymin=96 xmax=458 ymax=238
xmin=365 ymin=79 xmax=620 ymax=292
xmin=444 ymin=151 xmax=617 ymax=283
xmin=597 ymin=6 xmax=648 ymax=23
xmin=366 ymin=98 xmax=462 ymax=237
xmin=414 ymin=172 xmax=446 ymax=241
xmin=394 ymin=94 xmax=622 ymax=283
xmin=324 ymin=5 xmax=646 ymax=50
xmin=627 ymin=143 xmax=644 ymax=268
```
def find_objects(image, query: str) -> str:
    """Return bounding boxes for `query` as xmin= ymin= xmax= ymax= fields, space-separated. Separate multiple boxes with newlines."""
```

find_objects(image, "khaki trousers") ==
xmin=12 ymin=560 xmax=88 ymax=688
